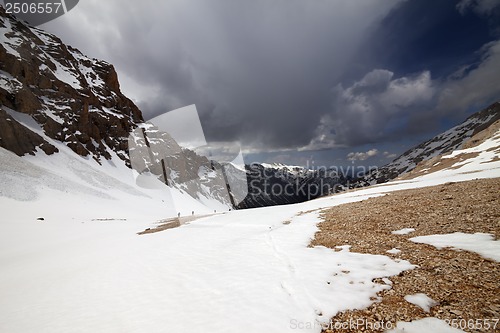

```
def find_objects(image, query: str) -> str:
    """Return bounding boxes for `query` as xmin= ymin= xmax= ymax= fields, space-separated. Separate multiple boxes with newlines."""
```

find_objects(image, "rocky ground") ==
xmin=311 ymin=178 xmax=500 ymax=332
xmin=137 ymin=215 xmax=208 ymax=235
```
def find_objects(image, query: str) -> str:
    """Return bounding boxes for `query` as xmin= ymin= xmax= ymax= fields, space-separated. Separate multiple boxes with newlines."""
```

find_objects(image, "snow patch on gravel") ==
xmin=392 ymin=228 xmax=415 ymax=235
xmin=410 ymin=232 xmax=500 ymax=262
xmin=404 ymin=293 xmax=438 ymax=312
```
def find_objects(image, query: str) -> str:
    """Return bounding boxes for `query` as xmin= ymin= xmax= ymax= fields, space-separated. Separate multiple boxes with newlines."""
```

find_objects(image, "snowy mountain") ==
xmin=242 ymin=101 xmax=499 ymax=203
xmin=358 ymin=102 xmax=500 ymax=185
xmin=0 ymin=7 xmax=349 ymax=214
xmin=0 ymin=7 xmax=242 ymax=213
xmin=237 ymin=162 xmax=351 ymax=208
xmin=1 ymin=6 xmax=500 ymax=333
xmin=0 ymin=6 xmax=142 ymax=161
xmin=1 ymin=5 xmax=498 ymax=218
xmin=399 ymin=116 xmax=500 ymax=180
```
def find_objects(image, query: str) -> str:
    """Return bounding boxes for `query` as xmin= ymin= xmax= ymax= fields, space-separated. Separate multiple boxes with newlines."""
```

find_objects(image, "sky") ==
xmin=36 ymin=0 xmax=500 ymax=168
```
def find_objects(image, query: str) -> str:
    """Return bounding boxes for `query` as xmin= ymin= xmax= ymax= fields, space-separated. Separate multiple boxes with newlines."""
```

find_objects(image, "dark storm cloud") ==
xmin=302 ymin=69 xmax=436 ymax=150
xmin=40 ymin=0 xmax=401 ymax=149
xmin=457 ymin=0 xmax=500 ymax=16
xmin=349 ymin=0 xmax=499 ymax=79
xmin=302 ymin=37 xmax=500 ymax=151
xmin=39 ymin=0 xmax=500 ymax=160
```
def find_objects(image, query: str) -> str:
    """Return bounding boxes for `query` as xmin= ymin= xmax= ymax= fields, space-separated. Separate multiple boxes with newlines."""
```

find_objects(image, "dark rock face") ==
xmin=237 ymin=163 xmax=351 ymax=208
xmin=0 ymin=107 xmax=57 ymax=155
xmin=357 ymin=102 xmax=500 ymax=185
xmin=0 ymin=6 xmax=143 ymax=164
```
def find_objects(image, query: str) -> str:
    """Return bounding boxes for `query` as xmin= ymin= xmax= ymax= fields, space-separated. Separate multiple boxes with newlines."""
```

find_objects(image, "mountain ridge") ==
xmin=357 ymin=101 xmax=500 ymax=185
xmin=0 ymin=6 xmax=143 ymax=163
xmin=0 ymin=7 xmax=242 ymax=211
xmin=1 ymin=6 xmax=498 ymax=213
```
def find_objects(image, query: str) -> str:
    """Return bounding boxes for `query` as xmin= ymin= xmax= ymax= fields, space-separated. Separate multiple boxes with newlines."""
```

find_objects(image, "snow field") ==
xmin=0 ymin=127 xmax=499 ymax=332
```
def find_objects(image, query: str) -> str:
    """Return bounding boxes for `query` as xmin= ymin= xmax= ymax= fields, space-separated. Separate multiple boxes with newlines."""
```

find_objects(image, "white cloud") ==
xmin=383 ymin=151 xmax=398 ymax=159
xmin=347 ymin=149 xmax=379 ymax=161
xmin=379 ymin=71 xmax=435 ymax=109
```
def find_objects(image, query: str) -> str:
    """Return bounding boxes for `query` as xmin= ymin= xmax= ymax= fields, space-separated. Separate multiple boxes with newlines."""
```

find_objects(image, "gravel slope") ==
xmin=312 ymin=178 xmax=500 ymax=333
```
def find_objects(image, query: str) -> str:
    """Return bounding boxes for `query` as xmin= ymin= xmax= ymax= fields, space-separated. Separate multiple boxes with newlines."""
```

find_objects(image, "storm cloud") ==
xmin=303 ymin=69 xmax=435 ymax=150
xmin=41 ymin=0 xmax=401 ymax=146
xmin=39 ymin=0 xmax=500 ymax=165
xmin=302 ymin=36 xmax=500 ymax=151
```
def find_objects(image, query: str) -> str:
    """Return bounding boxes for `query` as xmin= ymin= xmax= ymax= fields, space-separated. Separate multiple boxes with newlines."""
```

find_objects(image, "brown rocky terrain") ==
xmin=312 ymin=178 xmax=500 ymax=332
xmin=137 ymin=214 xmax=212 ymax=235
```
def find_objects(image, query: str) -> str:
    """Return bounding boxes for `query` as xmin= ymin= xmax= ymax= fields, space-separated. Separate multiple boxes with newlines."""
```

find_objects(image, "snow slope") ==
xmin=0 ymin=144 xmax=219 ymax=223
xmin=1 ymin=137 xmax=499 ymax=332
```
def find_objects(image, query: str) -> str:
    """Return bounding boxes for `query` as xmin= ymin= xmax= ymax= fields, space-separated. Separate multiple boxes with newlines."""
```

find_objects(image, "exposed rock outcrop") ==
xmin=0 ymin=6 xmax=142 ymax=163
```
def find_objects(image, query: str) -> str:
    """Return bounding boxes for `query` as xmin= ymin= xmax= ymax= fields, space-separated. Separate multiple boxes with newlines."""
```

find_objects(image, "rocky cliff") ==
xmin=357 ymin=102 xmax=500 ymax=185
